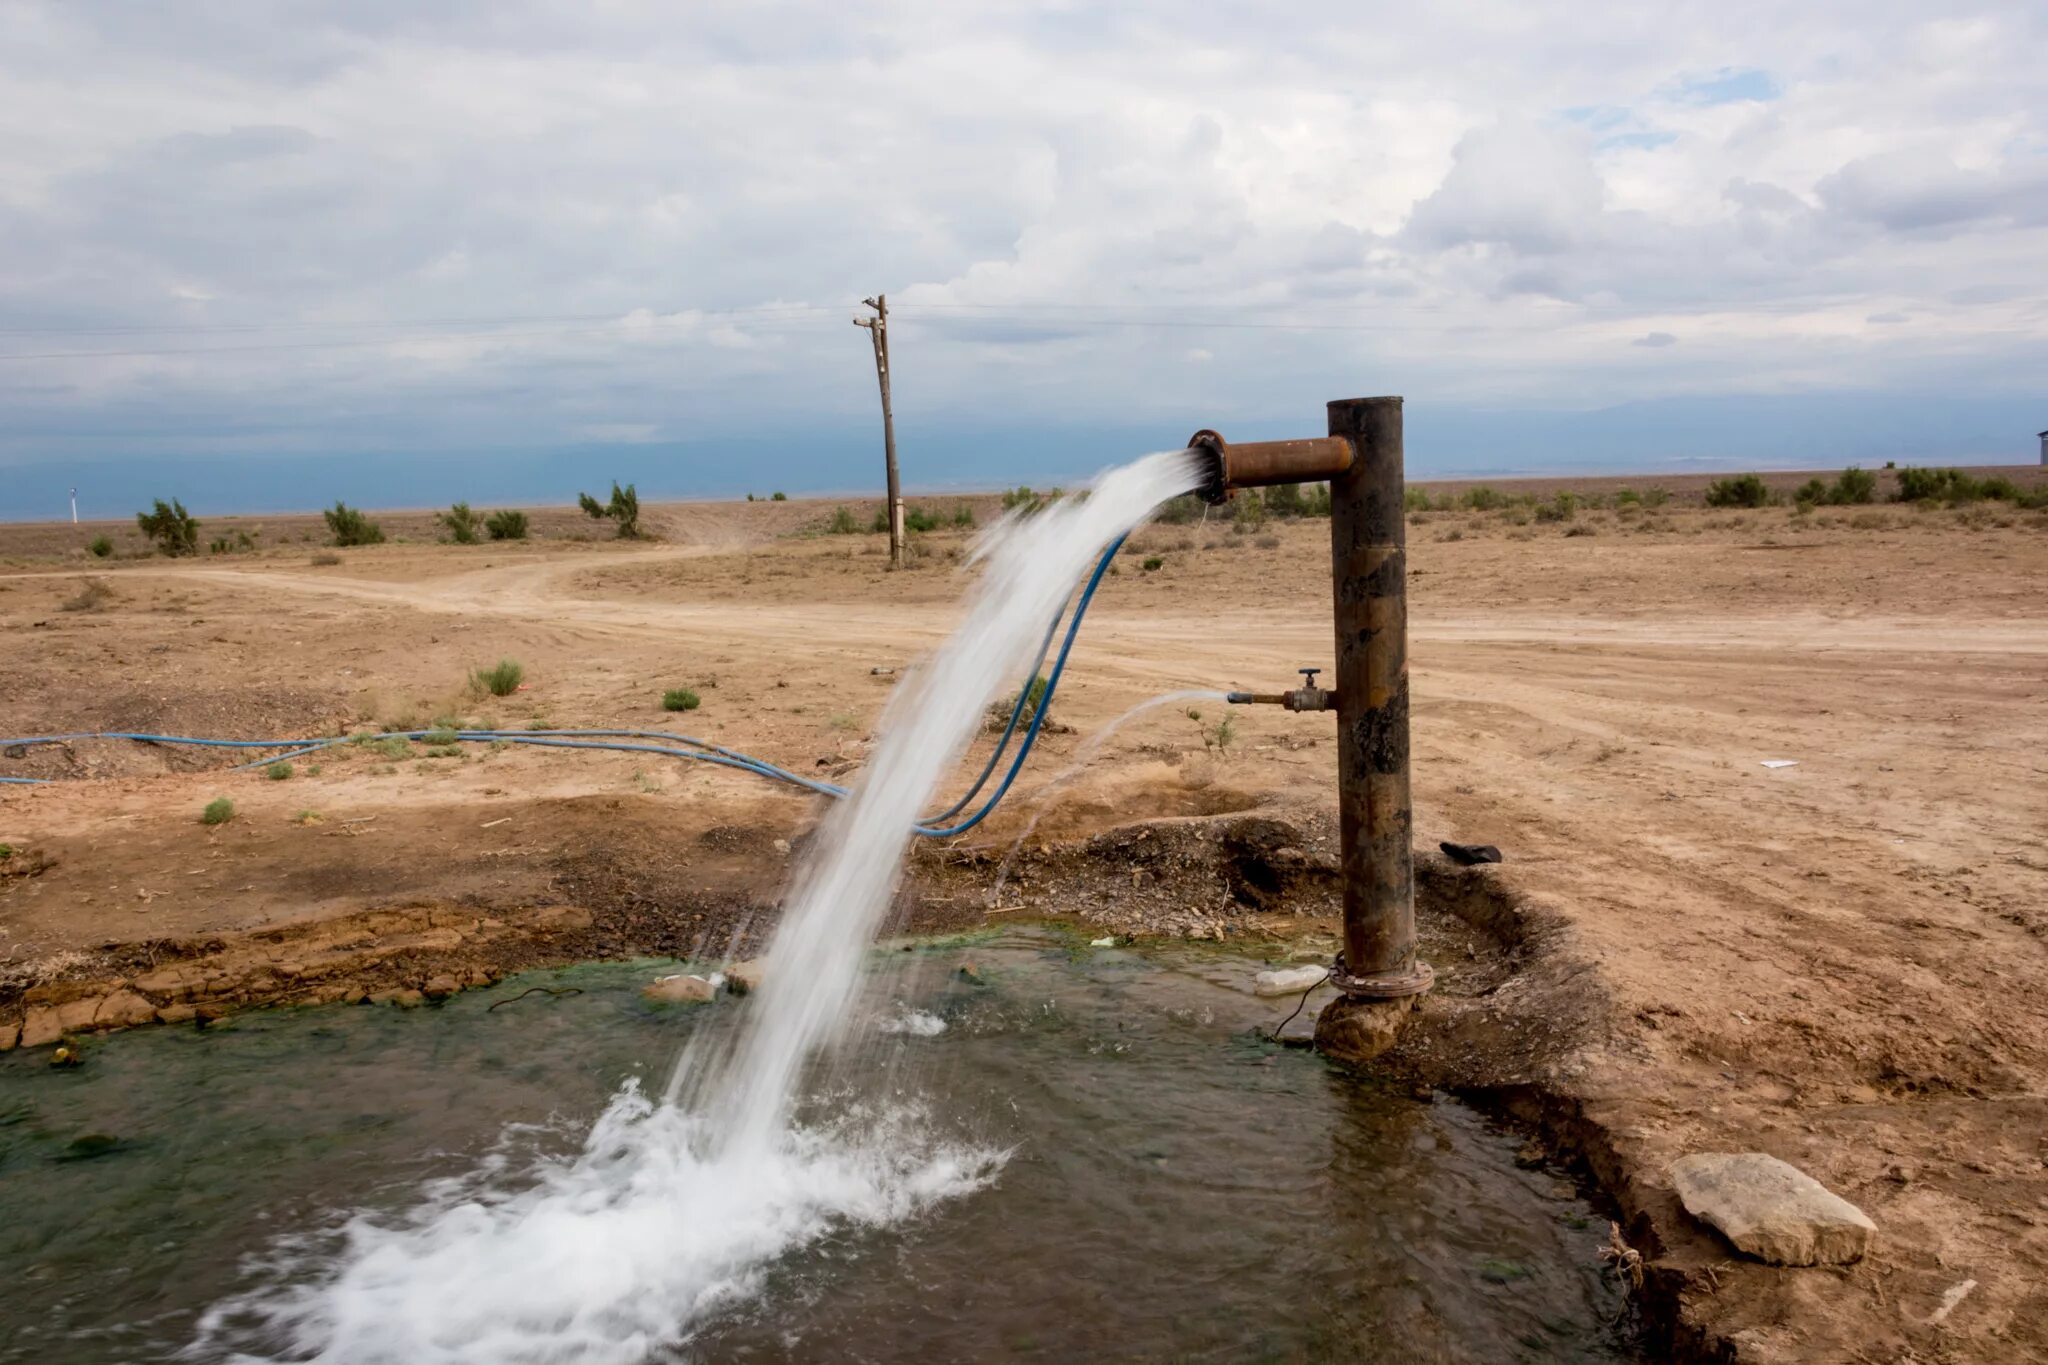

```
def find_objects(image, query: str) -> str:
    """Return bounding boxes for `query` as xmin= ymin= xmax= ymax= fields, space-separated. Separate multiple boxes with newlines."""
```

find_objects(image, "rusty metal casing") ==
xmin=1325 ymin=397 xmax=1429 ymax=998
xmin=1187 ymin=430 xmax=1353 ymax=505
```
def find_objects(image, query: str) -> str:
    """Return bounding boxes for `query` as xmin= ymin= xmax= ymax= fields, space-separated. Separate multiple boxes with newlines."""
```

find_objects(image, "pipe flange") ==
xmin=1329 ymin=960 xmax=1434 ymax=1000
xmin=1186 ymin=428 xmax=1230 ymax=505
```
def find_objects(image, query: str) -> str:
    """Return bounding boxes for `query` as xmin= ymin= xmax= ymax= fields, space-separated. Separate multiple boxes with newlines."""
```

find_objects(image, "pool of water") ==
xmin=0 ymin=929 xmax=1632 ymax=1362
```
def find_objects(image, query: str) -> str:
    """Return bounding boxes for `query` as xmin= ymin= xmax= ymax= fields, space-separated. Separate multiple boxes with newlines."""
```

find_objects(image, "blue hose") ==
xmin=0 ymin=534 xmax=1131 ymax=837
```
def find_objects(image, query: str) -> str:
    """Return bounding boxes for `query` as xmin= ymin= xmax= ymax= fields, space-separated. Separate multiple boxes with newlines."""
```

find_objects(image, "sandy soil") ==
xmin=3 ymin=487 xmax=2046 ymax=1363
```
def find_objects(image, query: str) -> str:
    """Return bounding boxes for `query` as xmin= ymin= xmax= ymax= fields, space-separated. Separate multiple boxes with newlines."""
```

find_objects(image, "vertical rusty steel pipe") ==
xmin=1326 ymin=397 xmax=1431 ymax=999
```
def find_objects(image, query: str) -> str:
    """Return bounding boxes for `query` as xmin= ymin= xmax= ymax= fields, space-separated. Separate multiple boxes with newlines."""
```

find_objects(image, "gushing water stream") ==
xmin=200 ymin=450 xmax=1206 ymax=1364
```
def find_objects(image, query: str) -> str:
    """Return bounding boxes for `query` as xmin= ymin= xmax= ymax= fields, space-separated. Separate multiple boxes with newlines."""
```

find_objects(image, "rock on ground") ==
xmin=643 ymin=974 xmax=717 ymax=1004
xmin=1668 ymin=1152 xmax=1876 ymax=1266
xmin=725 ymin=959 xmax=766 ymax=995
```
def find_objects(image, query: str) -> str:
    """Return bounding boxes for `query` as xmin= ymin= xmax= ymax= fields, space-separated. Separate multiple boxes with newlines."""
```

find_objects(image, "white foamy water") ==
xmin=200 ymin=449 xmax=1202 ymax=1364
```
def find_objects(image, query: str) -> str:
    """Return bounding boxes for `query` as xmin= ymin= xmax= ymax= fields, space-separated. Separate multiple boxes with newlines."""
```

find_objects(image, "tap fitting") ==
xmin=1226 ymin=667 xmax=1335 ymax=713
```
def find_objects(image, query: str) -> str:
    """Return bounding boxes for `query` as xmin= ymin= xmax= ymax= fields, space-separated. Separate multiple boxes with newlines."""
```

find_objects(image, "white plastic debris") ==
xmin=1090 ymin=936 xmax=1115 ymax=947
xmin=1760 ymin=760 xmax=1799 ymax=769
xmin=1254 ymin=965 xmax=1329 ymax=997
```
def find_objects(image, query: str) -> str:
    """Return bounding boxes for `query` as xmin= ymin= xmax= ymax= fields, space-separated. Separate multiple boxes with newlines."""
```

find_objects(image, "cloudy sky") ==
xmin=2 ymin=2 xmax=2044 ymax=514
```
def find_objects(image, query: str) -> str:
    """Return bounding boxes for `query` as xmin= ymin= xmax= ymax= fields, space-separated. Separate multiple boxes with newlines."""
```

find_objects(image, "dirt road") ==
xmin=4 ymin=494 xmax=2046 ymax=1362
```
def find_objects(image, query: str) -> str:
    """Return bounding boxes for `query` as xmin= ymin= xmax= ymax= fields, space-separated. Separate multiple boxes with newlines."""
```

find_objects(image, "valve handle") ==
xmin=1298 ymin=667 xmax=1321 ymax=688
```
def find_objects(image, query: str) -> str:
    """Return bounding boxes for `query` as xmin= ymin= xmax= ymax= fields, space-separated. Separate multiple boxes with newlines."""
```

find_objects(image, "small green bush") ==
xmin=987 ymin=674 xmax=1051 ymax=730
xmin=265 ymin=761 xmax=293 ymax=781
xmin=1231 ymin=491 xmax=1267 ymax=531
xmin=1831 ymin=467 xmax=1876 ymax=505
xmin=903 ymin=505 xmax=944 ymax=533
xmin=324 ymin=502 xmax=385 ymax=546
xmin=1141 ymin=555 xmax=1164 ymax=571
xmin=137 ymin=498 xmax=200 ymax=556
xmin=662 ymin=688 xmax=702 ymax=712
xmin=1533 ymin=492 xmax=1578 ymax=523
xmin=1462 ymin=486 xmax=1505 ymax=511
xmin=1794 ymin=477 xmax=1830 ymax=506
xmin=201 ymin=797 xmax=235 ymax=826
xmin=950 ymin=504 xmax=975 ymax=528
xmin=771 ymin=491 xmax=788 ymax=501
xmin=1403 ymin=487 xmax=1434 ymax=513
xmin=484 ymin=509 xmax=529 ymax=541
xmin=1613 ymin=488 xmax=1641 ymax=506
xmin=440 ymin=502 xmax=483 ymax=544
xmin=825 ymin=506 xmax=859 ymax=535
xmin=1264 ymin=483 xmax=1305 ymax=518
xmin=473 ymin=658 xmax=524 ymax=697
xmin=1705 ymin=474 xmax=1771 ymax=508
xmin=1641 ymin=487 xmax=1671 ymax=508
xmin=578 ymin=482 xmax=643 ymax=538
xmin=88 ymin=535 xmax=113 ymax=557
xmin=1153 ymin=494 xmax=1203 ymax=525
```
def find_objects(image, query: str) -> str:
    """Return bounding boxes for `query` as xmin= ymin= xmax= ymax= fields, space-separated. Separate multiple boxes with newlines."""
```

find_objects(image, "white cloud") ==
xmin=0 ymin=0 xmax=2042 ymax=466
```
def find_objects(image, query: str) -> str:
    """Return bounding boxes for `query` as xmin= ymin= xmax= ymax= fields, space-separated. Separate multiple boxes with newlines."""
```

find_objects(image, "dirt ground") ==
xmin=3 ymin=480 xmax=2047 ymax=1363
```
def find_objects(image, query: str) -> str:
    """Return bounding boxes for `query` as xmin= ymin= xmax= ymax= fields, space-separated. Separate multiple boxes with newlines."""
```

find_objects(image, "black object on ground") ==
xmin=1440 ymin=842 xmax=1503 ymax=866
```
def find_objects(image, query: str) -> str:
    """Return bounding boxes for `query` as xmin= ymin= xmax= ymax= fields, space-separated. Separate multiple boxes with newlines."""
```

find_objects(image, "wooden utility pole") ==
xmin=853 ymin=295 xmax=903 ymax=568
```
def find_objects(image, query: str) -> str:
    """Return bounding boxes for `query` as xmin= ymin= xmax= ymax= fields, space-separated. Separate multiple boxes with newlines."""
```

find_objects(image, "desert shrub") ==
xmin=825 ymin=506 xmax=859 ymax=534
xmin=1001 ymin=486 xmax=1062 ymax=515
xmin=201 ymin=797 xmax=235 ymax=826
xmin=61 ymin=578 xmax=112 ymax=612
xmin=265 ymin=761 xmax=293 ymax=781
xmin=1613 ymin=488 xmax=1641 ymax=506
xmin=903 ymin=505 xmax=944 ymax=533
xmin=1300 ymin=482 xmax=1332 ymax=516
xmin=771 ymin=490 xmax=788 ymax=501
xmin=950 ymin=504 xmax=975 ymax=527
xmin=324 ymin=502 xmax=385 ymax=546
xmin=662 ymin=688 xmax=701 ymax=712
xmin=88 ymin=535 xmax=113 ymax=557
xmin=1265 ymin=483 xmax=1305 ymax=518
xmin=578 ymin=481 xmax=643 ymax=538
xmin=1831 ymin=467 xmax=1876 ymax=505
xmin=309 ymin=552 xmax=342 ymax=566
xmin=1188 ymin=707 xmax=1236 ymax=757
xmin=1641 ymin=487 xmax=1671 ymax=508
xmin=987 ymin=674 xmax=1051 ymax=731
xmin=485 ymin=509 xmax=529 ymax=541
xmin=472 ymin=658 xmax=524 ymax=697
xmin=1977 ymin=476 xmax=2021 ymax=502
xmin=1254 ymin=534 xmax=1281 ymax=548
xmin=1403 ymin=486 xmax=1434 ymax=513
xmin=1794 ymin=478 xmax=1830 ymax=506
xmin=1439 ymin=528 xmax=1465 ymax=542
xmin=1462 ymin=486 xmax=1505 ymax=511
xmin=137 ymin=498 xmax=200 ymax=556
xmin=208 ymin=537 xmax=230 ymax=554
xmin=1231 ymin=491 xmax=1268 ymax=531
xmin=1563 ymin=523 xmax=1596 ymax=537
xmin=1706 ymin=474 xmax=1771 ymax=508
xmin=1533 ymin=491 xmax=1578 ymax=523
xmin=440 ymin=502 xmax=483 ymax=544
xmin=1142 ymin=555 xmax=1164 ymax=570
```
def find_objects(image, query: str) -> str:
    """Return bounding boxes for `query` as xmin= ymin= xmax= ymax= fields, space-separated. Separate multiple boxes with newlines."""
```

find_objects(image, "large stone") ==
xmin=0 ymin=1021 xmax=18 ymax=1051
xmin=1312 ymin=994 xmax=1419 ymax=1064
xmin=643 ymin=974 xmax=716 ymax=1005
xmin=20 ymin=1006 xmax=64 ymax=1048
xmin=1668 ymin=1152 xmax=1875 ymax=1266
xmin=725 ymin=959 xmax=766 ymax=996
xmin=91 ymin=991 xmax=158 ymax=1030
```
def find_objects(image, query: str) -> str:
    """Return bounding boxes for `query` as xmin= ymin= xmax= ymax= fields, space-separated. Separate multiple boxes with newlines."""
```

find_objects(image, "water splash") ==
xmin=199 ymin=449 xmax=1203 ymax=1364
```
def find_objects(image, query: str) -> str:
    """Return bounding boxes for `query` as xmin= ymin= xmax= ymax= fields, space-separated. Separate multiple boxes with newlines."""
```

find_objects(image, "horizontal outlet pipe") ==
xmin=1188 ymin=430 xmax=1353 ymax=504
